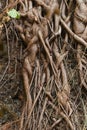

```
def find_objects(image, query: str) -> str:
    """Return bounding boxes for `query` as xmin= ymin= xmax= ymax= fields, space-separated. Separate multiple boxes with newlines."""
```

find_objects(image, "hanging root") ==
xmin=74 ymin=0 xmax=87 ymax=89
xmin=1 ymin=0 xmax=87 ymax=129
xmin=14 ymin=0 xmax=74 ymax=129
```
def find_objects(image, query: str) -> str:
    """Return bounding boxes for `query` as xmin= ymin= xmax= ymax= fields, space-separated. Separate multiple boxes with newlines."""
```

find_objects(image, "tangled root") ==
xmin=0 ymin=0 xmax=87 ymax=130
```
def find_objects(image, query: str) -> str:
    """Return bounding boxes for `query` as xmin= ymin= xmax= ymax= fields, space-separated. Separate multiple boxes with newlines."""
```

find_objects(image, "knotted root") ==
xmin=74 ymin=0 xmax=87 ymax=89
xmin=0 ymin=0 xmax=87 ymax=130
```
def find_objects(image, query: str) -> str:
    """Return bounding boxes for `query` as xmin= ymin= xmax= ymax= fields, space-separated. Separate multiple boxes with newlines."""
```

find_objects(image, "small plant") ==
xmin=7 ymin=9 xmax=20 ymax=19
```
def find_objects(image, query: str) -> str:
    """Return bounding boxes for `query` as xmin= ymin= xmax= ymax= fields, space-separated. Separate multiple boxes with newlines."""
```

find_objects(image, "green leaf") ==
xmin=7 ymin=9 xmax=20 ymax=19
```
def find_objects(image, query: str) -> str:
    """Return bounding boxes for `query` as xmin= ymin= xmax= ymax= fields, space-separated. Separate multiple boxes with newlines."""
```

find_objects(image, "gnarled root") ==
xmin=74 ymin=0 xmax=87 ymax=89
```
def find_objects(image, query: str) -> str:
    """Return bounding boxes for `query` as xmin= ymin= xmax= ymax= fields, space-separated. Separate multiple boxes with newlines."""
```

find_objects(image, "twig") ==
xmin=25 ymin=79 xmax=44 ymax=129
xmin=49 ymin=118 xmax=62 ymax=130
xmin=38 ymin=97 xmax=48 ymax=128
xmin=60 ymin=18 xmax=87 ymax=47
xmin=48 ymin=101 xmax=74 ymax=130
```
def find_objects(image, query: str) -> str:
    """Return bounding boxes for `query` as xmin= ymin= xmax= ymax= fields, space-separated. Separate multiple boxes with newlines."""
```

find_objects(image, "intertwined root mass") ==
xmin=0 ymin=0 xmax=87 ymax=130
